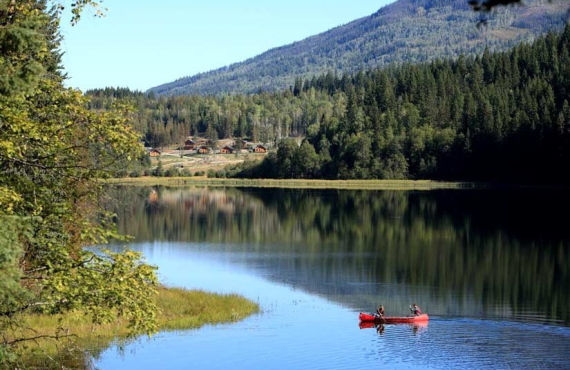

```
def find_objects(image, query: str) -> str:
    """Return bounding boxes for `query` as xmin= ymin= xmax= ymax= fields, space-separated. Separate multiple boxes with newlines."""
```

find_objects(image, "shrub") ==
xmin=115 ymin=169 xmax=128 ymax=178
xmin=164 ymin=168 xmax=178 ymax=177
xmin=152 ymin=161 xmax=164 ymax=177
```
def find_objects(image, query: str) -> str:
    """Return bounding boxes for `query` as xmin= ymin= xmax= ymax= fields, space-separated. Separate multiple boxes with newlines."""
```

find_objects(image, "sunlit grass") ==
xmin=104 ymin=176 xmax=472 ymax=190
xmin=11 ymin=287 xmax=259 ymax=368
xmin=155 ymin=287 xmax=259 ymax=331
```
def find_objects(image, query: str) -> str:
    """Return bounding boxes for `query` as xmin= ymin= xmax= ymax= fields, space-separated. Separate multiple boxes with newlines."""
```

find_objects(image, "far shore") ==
xmin=103 ymin=176 xmax=476 ymax=190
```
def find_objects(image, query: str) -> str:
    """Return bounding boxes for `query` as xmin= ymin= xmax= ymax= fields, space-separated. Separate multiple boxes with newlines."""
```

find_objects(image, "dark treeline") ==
xmin=89 ymin=25 xmax=570 ymax=183
xmin=239 ymin=25 xmax=570 ymax=182
xmin=86 ymin=87 xmax=341 ymax=149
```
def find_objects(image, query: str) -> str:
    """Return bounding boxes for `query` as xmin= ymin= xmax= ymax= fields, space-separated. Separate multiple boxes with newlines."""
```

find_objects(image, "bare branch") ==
xmin=6 ymin=333 xmax=76 ymax=346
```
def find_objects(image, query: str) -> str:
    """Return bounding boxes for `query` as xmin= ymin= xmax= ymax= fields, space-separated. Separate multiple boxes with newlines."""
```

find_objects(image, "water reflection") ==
xmin=359 ymin=322 xmax=428 ymax=336
xmin=97 ymin=242 xmax=570 ymax=370
xmin=105 ymin=186 xmax=570 ymax=325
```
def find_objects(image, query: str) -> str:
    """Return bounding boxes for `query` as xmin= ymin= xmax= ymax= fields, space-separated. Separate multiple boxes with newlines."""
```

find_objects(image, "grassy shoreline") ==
xmin=13 ymin=287 xmax=259 ymax=368
xmin=104 ymin=176 xmax=474 ymax=190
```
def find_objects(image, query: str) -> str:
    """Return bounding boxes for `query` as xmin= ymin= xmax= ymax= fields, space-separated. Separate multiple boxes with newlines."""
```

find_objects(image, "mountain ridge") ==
xmin=149 ymin=0 xmax=568 ymax=96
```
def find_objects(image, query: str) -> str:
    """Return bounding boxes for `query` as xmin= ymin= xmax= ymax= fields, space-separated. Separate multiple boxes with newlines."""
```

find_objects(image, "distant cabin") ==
xmin=220 ymin=146 xmax=234 ymax=154
xmin=149 ymin=149 xmax=161 ymax=157
xmin=197 ymin=146 xmax=210 ymax=154
xmin=184 ymin=139 xmax=196 ymax=150
xmin=254 ymin=145 xmax=267 ymax=153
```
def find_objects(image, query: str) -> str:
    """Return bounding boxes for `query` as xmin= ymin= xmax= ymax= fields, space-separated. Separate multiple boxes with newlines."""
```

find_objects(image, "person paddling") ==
xmin=376 ymin=305 xmax=385 ymax=318
xmin=410 ymin=303 xmax=422 ymax=316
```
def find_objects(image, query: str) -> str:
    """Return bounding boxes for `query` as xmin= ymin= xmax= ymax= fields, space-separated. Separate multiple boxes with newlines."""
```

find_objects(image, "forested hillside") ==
xmin=149 ymin=0 xmax=568 ymax=96
xmin=241 ymin=25 xmax=570 ymax=182
xmin=89 ymin=25 xmax=570 ymax=183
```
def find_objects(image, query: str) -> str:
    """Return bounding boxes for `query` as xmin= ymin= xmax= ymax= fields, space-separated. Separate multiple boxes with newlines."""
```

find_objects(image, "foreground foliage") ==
xmin=10 ymin=287 xmax=259 ymax=368
xmin=0 ymin=0 xmax=157 ymax=366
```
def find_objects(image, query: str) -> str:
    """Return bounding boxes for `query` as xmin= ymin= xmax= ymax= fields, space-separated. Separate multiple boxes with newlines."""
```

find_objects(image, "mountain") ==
xmin=149 ymin=0 xmax=568 ymax=96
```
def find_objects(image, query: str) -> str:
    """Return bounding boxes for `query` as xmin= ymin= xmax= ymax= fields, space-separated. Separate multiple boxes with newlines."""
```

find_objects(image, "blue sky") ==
xmin=59 ymin=0 xmax=394 ymax=91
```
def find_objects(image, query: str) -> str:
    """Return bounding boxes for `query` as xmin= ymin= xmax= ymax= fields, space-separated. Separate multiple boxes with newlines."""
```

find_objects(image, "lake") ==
xmin=95 ymin=187 xmax=570 ymax=369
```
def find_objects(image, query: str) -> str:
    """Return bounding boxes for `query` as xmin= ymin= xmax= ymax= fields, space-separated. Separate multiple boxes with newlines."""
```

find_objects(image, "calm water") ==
xmin=94 ymin=187 xmax=570 ymax=369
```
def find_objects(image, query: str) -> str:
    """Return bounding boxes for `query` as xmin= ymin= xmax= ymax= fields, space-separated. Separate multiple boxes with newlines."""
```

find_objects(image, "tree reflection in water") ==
xmin=105 ymin=186 xmax=570 ymax=325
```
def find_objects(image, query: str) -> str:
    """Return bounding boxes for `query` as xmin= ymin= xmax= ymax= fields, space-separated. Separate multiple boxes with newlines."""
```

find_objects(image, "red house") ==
xmin=254 ymin=145 xmax=267 ymax=153
xmin=220 ymin=146 xmax=234 ymax=154
xmin=184 ymin=139 xmax=196 ymax=150
xmin=197 ymin=146 xmax=210 ymax=154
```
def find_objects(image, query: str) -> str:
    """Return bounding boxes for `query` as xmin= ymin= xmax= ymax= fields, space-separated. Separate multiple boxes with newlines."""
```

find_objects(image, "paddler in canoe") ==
xmin=359 ymin=304 xmax=428 ymax=324
xmin=410 ymin=303 xmax=422 ymax=316
xmin=372 ymin=305 xmax=387 ymax=324
xmin=375 ymin=305 xmax=385 ymax=319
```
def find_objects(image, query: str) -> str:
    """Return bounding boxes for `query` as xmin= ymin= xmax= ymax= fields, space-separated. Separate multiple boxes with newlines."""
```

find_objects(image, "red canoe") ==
xmin=359 ymin=312 xmax=429 ymax=324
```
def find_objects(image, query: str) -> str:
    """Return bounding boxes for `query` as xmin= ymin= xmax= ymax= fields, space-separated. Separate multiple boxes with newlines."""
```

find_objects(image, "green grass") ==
xmin=11 ymin=287 xmax=259 ymax=369
xmin=104 ymin=176 xmax=474 ymax=190
xmin=155 ymin=287 xmax=259 ymax=331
